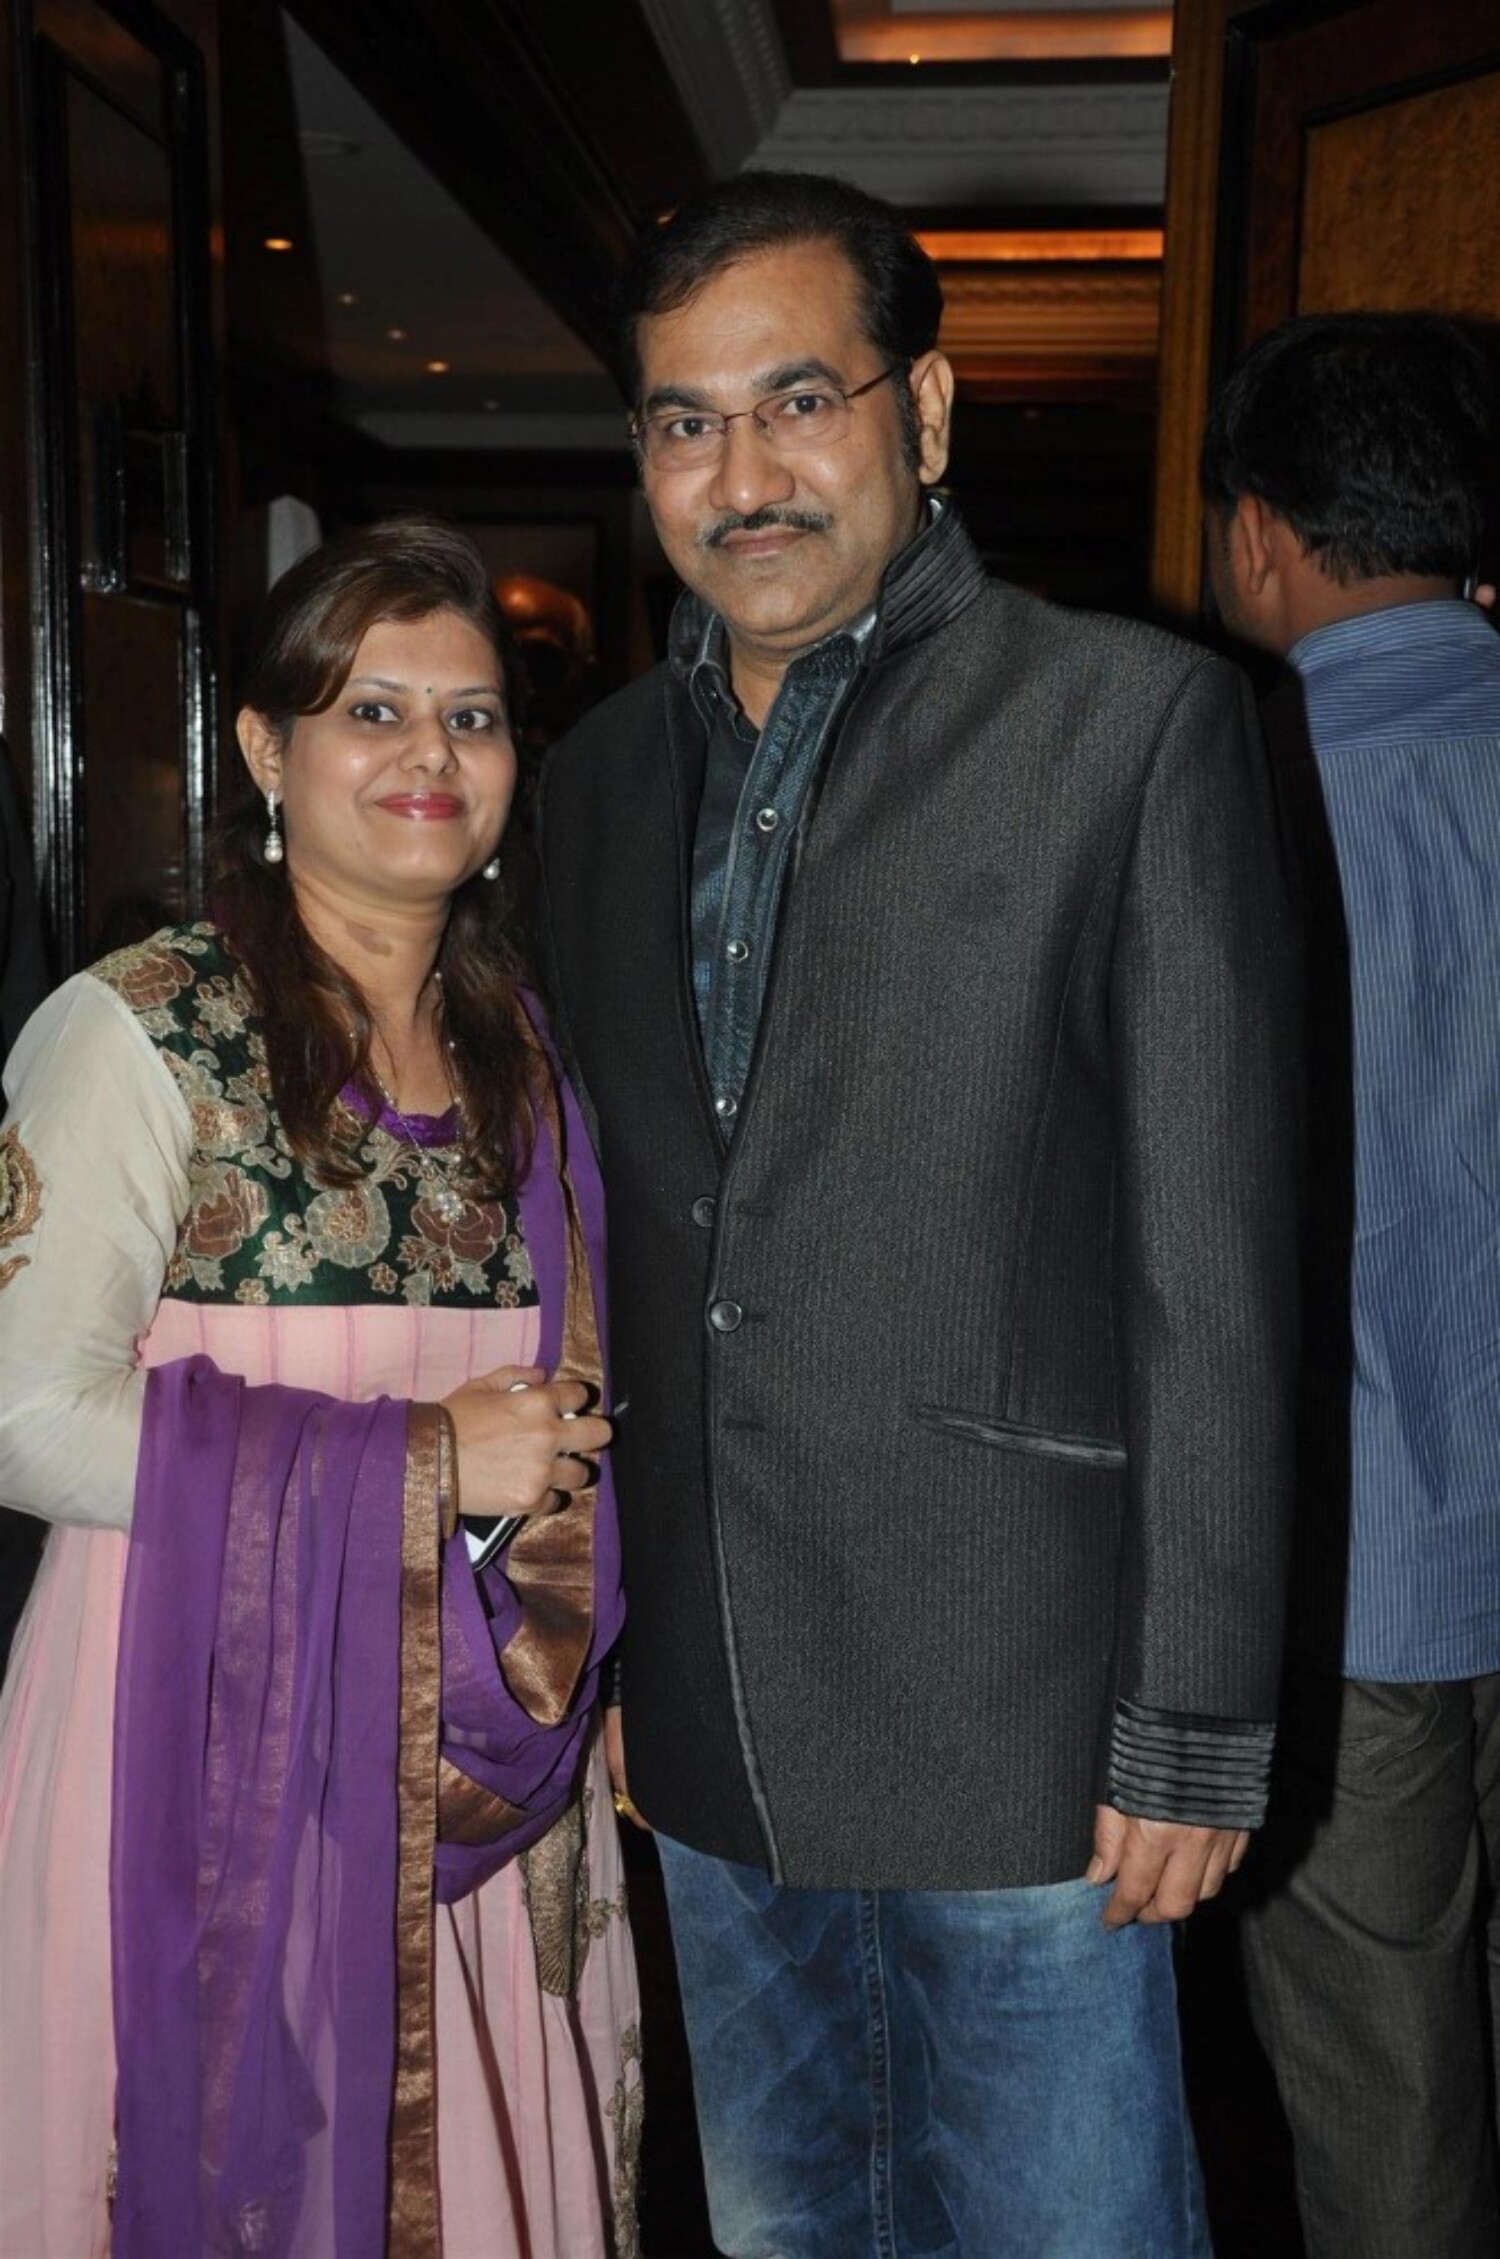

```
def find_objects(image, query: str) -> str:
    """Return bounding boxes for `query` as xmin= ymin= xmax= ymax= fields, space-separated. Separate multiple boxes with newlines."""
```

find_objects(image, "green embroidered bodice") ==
xmin=92 ymin=923 xmax=537 ymax=1311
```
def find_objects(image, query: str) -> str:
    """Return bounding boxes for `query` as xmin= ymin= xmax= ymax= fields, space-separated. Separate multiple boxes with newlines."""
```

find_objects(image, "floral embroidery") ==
xmin=0 ymin=1127 xmax=43 ymax=1290
xmin=606 ymin=2020 xmax=644 ymax=2259
xmin=108 ymin=944 xmax=199 ymax=1013
xmin=257 ymin=1221 xmax=319 ymax=1294
xmin=94 ymin=924 xmax=539 ymax=1312
xmin=305 ymin=1184 xmax=393 ymax=1270
xmin=186 ymin=1164 xmax=271 ymax=1261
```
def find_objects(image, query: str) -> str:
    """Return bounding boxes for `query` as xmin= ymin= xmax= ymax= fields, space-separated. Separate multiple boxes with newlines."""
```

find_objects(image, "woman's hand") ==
xmin=441 ymin=1364 xmax=612 ymax=1519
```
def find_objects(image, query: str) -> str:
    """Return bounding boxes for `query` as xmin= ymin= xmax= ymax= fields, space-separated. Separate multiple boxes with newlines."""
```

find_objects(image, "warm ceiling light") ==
xmin=916 ymin=228 xmax=1164 ymax=264
xmin=386 ymin=326 xmax=408 ymax=342
xmin=263 ymin=236 xmax=294 ymax=253
xmin=425 ymin=359 xmax=450 ymax=375
xmin=334 ymin=290 xmax=358 ymax=307
xmin=832 ymin=4 xmax=1172 ymax=64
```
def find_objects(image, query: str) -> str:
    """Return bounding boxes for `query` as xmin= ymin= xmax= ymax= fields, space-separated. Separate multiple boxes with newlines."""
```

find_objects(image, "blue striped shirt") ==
xmin=1290 ymin=599 xmax=1500 ymax=1680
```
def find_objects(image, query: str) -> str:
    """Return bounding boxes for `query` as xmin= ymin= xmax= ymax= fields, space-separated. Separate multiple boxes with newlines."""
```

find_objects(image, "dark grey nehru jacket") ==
xmin=539 ymin=510 xmax=1301 ymax=1890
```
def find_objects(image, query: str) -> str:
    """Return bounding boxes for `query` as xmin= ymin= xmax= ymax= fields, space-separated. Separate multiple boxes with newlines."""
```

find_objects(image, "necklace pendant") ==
xmin=427 ymin=1177 xmax=465 ymax=1223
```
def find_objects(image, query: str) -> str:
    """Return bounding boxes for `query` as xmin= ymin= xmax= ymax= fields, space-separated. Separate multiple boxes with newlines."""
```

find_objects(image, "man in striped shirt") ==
xmin=1203 ymin=313 xmax=1500 ymax=2259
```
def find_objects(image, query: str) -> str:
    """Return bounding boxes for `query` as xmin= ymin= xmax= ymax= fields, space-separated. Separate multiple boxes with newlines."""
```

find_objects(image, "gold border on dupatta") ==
xmin=389 ymin=1402 xmax=444 ymax=2256
xmin=499 ymin=1054 xmax=605 ymax=1726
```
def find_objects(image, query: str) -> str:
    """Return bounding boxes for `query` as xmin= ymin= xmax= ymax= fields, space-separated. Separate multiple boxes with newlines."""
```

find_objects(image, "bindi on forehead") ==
xmin=349 ymin=675 xmax=500 ymax=698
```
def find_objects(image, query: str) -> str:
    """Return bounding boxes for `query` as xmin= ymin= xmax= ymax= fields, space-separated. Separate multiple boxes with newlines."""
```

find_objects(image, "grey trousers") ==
xmin=1240 ymin=1667 xmax=1500 ymax=2259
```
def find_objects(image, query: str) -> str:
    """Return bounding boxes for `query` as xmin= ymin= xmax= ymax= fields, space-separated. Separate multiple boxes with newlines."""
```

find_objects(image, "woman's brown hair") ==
xmin=210 ymin=514 xmax=538 ymax=1195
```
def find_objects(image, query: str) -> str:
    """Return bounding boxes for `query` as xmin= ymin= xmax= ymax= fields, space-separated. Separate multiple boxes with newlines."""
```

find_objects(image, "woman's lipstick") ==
xmin=376 ymin=793 xmax=464 ymax=819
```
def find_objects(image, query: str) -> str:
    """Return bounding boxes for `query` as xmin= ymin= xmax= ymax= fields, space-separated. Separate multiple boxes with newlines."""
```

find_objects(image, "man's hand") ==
xmin=1087 ymin=1805 xmax=1249 ymax=1930
xmin=604 ymin=1704 xmax=650 ymax=1831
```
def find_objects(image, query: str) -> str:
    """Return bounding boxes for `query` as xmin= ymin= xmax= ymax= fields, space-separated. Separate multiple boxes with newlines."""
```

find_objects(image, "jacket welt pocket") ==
xmin=916 ymin=1406 xmax=1127 ymax=1469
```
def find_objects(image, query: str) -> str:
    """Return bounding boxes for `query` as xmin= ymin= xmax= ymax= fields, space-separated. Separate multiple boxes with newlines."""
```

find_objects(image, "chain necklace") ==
xmin=367 ymin=1021 xmax=470 ymax=1225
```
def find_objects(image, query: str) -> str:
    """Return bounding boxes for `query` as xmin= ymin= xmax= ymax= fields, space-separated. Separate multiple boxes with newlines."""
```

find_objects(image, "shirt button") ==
xmin=755 ymin=807 xmax=780 ymax=834
xmin=715 ymin=1094 xmax=738 ymax=1121
xmin=691 ymin=1195 xmax=717 ymax=1228
xmin=708 ymin=1299 xmax=743 ymax=1333
xmin=725 ymin=939 xmax=750 ymax=965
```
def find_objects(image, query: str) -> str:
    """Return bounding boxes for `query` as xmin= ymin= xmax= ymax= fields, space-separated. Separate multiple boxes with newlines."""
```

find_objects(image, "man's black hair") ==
xmin=1201 ymin=312 xmax=1494 ymax=585
xmin=613 ymin=170 xmax=943 ymax=468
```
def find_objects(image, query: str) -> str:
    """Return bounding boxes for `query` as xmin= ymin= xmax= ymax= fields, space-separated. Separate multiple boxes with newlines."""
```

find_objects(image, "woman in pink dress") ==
xmin=0 ymin=517 xmax=640 ymax=2257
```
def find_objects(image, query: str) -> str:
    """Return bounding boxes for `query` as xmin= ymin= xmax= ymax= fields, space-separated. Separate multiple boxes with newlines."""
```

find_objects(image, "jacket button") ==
xmin=708 ymin=1299 xmax=743 ymax=1333
xmin=692 ymin=1195 xmax=717 ymax=1228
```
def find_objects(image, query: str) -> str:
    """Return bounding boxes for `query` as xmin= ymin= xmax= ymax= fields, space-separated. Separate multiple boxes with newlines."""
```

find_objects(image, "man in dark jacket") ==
xmin=541 ymin=171 xmax=1300 ymax=2257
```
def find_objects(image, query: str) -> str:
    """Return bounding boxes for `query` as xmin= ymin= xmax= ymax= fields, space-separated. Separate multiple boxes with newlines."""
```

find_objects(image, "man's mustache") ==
xmin=699 ymin=508 xmax=833 ymax=550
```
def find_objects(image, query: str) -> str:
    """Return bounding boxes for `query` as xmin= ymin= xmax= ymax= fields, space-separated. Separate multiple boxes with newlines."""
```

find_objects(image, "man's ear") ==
xmin=236 ymin=708 xmax=283 ymax=798
xmin=1232 ymin=493 xmax=1281 ymax=595
xmin=910 ymin=350 xmax=955 ymax=486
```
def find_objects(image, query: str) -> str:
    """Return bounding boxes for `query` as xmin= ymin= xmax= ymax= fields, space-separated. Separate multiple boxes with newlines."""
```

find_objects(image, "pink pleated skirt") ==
xmin=0 ymin=1298 xmax=640 ymax=2259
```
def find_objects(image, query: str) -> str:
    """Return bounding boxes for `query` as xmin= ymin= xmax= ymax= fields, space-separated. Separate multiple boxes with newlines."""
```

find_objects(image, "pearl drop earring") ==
xmin=481 ymin=855 xmax=501 ymax=882
xmin=263 ymin=790 xmax=284 ymax=865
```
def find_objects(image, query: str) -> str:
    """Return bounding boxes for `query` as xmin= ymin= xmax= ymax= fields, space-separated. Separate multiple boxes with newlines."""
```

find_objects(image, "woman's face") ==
xmin=240 ymin=608 xmax=516 ymax=912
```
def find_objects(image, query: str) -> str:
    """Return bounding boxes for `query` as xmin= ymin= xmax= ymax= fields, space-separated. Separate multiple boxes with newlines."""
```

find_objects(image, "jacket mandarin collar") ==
xmin=667 ymin=497 xmax=989 ymax=687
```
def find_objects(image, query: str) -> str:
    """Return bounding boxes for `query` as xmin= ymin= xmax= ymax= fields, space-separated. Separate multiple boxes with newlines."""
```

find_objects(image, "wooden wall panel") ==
xmin=1299 ymin=75 xmax=1500 ymax=321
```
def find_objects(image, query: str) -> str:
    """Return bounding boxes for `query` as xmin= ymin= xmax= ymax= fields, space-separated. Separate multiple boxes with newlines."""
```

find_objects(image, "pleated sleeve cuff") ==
xmin=1107 ymin=1698 xmax=1276 ymax=1830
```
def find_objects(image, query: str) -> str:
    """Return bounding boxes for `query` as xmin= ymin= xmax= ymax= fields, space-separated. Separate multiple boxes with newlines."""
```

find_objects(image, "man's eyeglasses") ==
xmin=631 ymin=362 xmax=908 ymax=471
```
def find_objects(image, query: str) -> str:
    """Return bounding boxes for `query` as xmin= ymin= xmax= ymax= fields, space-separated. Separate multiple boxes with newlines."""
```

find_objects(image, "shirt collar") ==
xmin=683 ymin=606 xmax=873 ymax=733
xmin=1289 ymin=597 xmax=1494 ymax=679
xmin=670 ymin=494 xmax=989 ymax=712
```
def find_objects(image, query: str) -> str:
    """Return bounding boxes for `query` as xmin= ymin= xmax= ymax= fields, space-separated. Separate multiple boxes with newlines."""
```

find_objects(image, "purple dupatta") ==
xmin=110 ymin=1020 xmax=622 ymax=2255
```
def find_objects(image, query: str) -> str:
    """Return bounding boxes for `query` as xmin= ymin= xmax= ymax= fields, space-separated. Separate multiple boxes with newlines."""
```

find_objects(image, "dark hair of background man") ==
xmin=1200 ymin=312 xmax=1494 ymax=586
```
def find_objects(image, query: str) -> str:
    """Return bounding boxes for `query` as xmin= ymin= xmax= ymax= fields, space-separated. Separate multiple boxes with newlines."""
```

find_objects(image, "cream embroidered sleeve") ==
xmin=0 ymin=975 xmax=191 ymax=1529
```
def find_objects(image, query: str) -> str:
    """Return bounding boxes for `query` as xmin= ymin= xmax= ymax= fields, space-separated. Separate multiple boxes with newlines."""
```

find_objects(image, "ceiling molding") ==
xmin=283 ymin=0 xmax=638 ymax=360
xmin=939 ymin=262 xmax=1160 ymax=392
xmin=752 ymin=82 xmax=1168 ymax=206
xmin=637 ymin=0 xmax=792 ymax=176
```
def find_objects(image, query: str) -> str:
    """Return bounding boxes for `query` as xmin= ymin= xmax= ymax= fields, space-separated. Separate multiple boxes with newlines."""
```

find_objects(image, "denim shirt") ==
xmin=686 ymin=612 xmax=871 ymax=1133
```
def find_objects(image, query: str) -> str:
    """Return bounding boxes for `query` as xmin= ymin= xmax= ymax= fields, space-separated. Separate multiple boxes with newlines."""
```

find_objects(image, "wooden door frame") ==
xmin=20 ymin=0 xmax=220 ymax=968
xmin=1150 ymin=0 xmax=1260 ymax=619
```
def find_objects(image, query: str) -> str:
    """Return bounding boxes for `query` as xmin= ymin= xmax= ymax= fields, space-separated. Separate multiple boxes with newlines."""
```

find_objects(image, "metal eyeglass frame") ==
xmin=630 ymin=360 xmax=908 ymax=462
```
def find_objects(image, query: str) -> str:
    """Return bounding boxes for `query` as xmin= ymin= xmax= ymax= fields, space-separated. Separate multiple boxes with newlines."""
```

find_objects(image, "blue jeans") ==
xmin=655 ymin=1836 xmax=1209 ymax=2259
